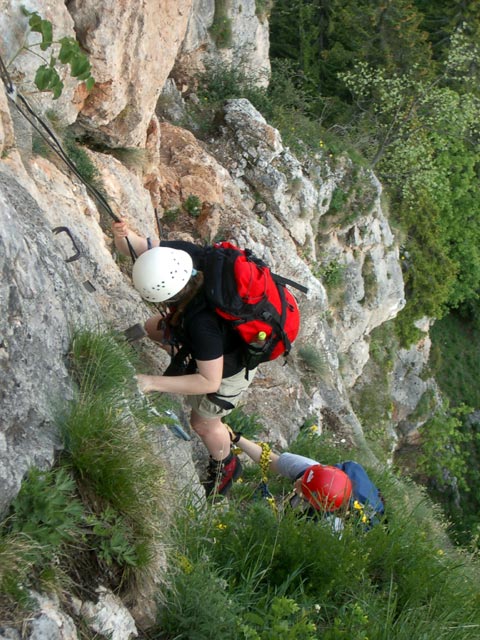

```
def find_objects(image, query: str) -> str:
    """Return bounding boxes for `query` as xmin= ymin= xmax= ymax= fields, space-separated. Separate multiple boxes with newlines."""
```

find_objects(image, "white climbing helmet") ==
xmin=132 ymin=247 xmax=194 ymax=303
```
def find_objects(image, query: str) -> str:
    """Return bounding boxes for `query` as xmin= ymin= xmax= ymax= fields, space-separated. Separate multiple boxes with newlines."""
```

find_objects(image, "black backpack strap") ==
xmin=260 ymin=284 xmax=292 ymax=356
xmin=203 ymin=245 xmax=243 ymax=311
xmin=206 ymin=393 xmax=235 ymax=411
xmin=272 ymin=273 xmax=308 ymax=294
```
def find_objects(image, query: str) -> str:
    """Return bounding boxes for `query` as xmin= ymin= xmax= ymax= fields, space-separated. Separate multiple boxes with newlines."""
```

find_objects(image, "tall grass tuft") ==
xmin=61 ymin=329 xmax=168 ymax=582
xmin=68 ymin=328 xmax=138 ymax=398
xmin=61 ymin=396 xmax=165 ymax=530
xmin=0 ymin=531 xmax=43 ymax=615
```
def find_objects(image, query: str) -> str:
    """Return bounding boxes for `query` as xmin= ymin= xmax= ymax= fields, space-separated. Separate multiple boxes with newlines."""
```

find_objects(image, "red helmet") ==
xmin=301 ymin=465 xmax=352 ymax=511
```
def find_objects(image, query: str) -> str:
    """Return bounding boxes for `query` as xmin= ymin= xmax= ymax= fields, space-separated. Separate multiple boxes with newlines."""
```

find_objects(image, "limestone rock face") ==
xmin=0 ymin=165 xmax=92 ymax=514
xmin=175 ymin=0 xmax=270 ymax=88
xmin=67 ymin=0 xmax=193 ymax=146
xmin=26 ymin=592 xmax=79 ymax=640
xmin=211 ymin=99 xmax=405 ymax=389
xmin=322 ymin=174 xmax=406 ymax=387
xmin=391 ymin=318 xmax=438 ymax=435
xmin=73 ymin=588 xmax=138 ymax=640
xmin=159 ymin=121 xmax=229 ymax=207
xmin=213 ymin=98 xmax=330 ymax=255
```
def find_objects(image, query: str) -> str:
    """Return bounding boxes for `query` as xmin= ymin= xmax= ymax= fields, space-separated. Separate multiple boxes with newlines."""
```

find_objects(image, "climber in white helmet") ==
xmin=112 ymin=219 xmax=255 ymax=498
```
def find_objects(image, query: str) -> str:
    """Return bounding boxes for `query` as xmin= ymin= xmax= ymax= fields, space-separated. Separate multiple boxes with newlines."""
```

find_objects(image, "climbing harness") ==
xmin=0 ymin=51 xmax=138 ymax=262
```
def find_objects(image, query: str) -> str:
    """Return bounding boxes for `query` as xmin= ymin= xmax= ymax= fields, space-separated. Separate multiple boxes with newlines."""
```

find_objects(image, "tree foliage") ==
xmin=268 ymin=0 xmax=480 ymax=338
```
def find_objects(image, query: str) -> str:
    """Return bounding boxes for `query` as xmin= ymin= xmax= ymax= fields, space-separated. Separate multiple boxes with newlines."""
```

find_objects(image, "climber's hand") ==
xmin=136 ymin=373 xmax=159 ymax=394
xmin=111 ymin=218 xmax=129 ymax=238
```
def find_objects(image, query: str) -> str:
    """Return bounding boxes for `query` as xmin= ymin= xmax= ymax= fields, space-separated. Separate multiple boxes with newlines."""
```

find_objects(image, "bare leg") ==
xmin=190 ymin=411 xmax=231 ymax=461
xmin=145 ymin=314 xmax=168 ymax=345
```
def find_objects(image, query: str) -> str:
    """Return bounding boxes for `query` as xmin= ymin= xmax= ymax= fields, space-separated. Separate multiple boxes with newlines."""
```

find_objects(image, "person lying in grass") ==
xmin=229 ymin=427 xmax=385 ymax=529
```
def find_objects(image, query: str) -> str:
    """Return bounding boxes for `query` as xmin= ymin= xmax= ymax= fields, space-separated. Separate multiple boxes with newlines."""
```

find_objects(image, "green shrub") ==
xmin=430 ymin=312 xmax=480 ymax=409
xmin=7 ymin=467 xmax=83 ymax=552
xmin=321 ymin=259 xmax=346 ymax=289
xmin=183 ymin=194 xmax=202 ymax=217
xmin=418 ymin=403 xmax=473 ymax=493
xmin=163 ymin=207 xmax=181 ymax=224
xmin=0 ymin=467 xmax=83 ymax=613
xmin=240 ymin=595 xmax=317 ymax=639
xmin=88 ymin=506 xmax=147 ymax=568
xmin=196 ymin=59 xmax=269 ymax=112
xmin=62 ymin=132 xmax=101 ymax=186
xmin=328 ymin=188 xmax=348 ymax=213
xmin=224 ymin=406 xmax=265 ymax=440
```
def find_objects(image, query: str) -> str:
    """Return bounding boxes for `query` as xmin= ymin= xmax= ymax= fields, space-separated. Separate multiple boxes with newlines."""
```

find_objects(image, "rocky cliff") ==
xmin=0 ymin=1 xmax=428 ymax=637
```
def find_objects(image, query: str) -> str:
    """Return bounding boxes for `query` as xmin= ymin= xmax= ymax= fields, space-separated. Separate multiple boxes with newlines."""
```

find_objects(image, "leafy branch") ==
xmin=15 ymin=7 xmax=95 ymax=99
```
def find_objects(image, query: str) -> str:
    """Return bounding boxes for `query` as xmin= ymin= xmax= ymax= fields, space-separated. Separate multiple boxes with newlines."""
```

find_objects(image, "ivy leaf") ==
xmin=58 ymin=37 xmax=78 ymax=64
xmin=70 ymin=55 xmax=90 ymax=79
xmin=27 ymin=13 xmax=43 ymax=32
xmin=34 ymin=64 xmax=63 ymax=99
xmin=28 ymin=13 xmax=53 ymax=50
xmin=34 ymin=64 xmax=53 ymax=91
xmin=39 ymin=20 xmax=53 ymax=50
xmin=22 ymin=9 xmax=94 ymax=100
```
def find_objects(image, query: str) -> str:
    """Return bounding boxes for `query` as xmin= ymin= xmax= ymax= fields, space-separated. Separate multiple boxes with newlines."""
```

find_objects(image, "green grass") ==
xmin=298 ymin=344 xmax=327 ymax=375
xmin=154 ymin=433 xmax=480 ymax=639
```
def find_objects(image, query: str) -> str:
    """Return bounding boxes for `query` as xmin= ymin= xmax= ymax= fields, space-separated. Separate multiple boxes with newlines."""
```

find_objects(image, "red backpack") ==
xmin=202 ymin=242 xmax=307 ymax=370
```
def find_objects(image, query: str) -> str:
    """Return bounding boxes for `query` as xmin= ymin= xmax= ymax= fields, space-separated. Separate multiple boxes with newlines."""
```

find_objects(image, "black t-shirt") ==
xmin=160 ymin=240 xmax=245 ymax=377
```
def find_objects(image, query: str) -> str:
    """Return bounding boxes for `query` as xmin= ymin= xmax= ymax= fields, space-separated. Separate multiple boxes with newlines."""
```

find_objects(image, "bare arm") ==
xmin=235 ymin=435 xmax=281 ymax=474
xmin=111 ymin=219 xmax=159 ymax=257
xmin=137 ymin=356 xmax=224 ymax=395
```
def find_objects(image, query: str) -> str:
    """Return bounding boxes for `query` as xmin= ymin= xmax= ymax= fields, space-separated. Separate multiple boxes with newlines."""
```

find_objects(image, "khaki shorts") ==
xmin=187 ymin=367 xmax=257 ymax=419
